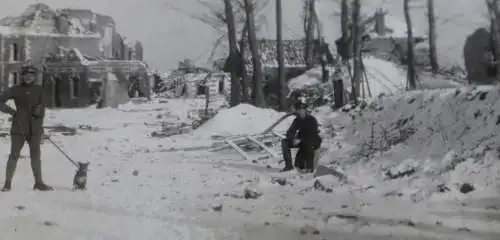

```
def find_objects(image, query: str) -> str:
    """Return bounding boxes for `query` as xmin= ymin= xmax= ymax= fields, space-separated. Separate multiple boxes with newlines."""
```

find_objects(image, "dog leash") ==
xmin=44 ymin=135 xmax=79 ymax=168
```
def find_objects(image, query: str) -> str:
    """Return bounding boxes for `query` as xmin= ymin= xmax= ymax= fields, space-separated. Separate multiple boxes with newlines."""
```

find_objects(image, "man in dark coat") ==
xmin=0 ymin=62 xmax=53 ymax=191
xmin=280 ymin=97 xmax=322 ymax=172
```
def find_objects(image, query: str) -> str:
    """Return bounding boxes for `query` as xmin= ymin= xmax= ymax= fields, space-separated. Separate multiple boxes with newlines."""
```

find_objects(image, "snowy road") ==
xmin=0 ymin=101 xmax=500 ymax=239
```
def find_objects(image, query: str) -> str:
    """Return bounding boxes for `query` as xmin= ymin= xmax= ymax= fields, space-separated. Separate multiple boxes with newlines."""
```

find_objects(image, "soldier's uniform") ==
xmin=281 ymin=99 xmax=322 ymax=172
xmin=0 ymin=63 xmax=53 ymax=191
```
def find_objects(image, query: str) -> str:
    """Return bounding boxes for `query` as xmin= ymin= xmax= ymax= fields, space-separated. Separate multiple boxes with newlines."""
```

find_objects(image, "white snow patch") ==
xmin=192 ymin=104 xmax=292 ymax=137
xmin=322 ymin=86 xmax=500 ymax=201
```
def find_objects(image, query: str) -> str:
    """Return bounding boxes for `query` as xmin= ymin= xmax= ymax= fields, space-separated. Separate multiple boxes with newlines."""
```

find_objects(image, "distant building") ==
xmin=0 ymin=3 xmax=148 ymax=108
xmin=122 ymin=38 xmax=143 ymax=61
xmin=43 ymin=47 xmax=148 ymax=108
xmin=164 ymin=61 xmax=230 ymax=99
xmin=336 ymin=9 xmax=429 ymax=66
xmin=234 ymin=38 xmax=333 ymax=106
xmin=240 ymin=39 xmax=334 ymax=82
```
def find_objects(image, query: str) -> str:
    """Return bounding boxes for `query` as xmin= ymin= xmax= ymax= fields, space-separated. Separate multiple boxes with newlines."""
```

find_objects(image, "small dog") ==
xmin=73 ymin=162 xmax=89 ymax=190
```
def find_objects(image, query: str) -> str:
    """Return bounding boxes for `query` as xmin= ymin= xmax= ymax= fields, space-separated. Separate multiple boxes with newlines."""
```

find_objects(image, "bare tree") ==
xmin=304 ymin=0 xmax=316 ymax=68
xmin=427 ymin=0 xmax=438 ymax=72
xmin=340 ymin=0 xmax=350 ymax=62
xmin=486 ymin=0 xmax=500 ymax=80
xmin=276 ymin=0 xmax=287 ymax=110
xmin=350 ymin=0 xmax=361 ymax=102
xmin=223 ymin=0 xmax=241 ymax=106
xmin=244 ymin=0 xmax=265 ymax=106
xmin=404 ymin=0 xmax=417 ymax=89
xmin=239 ymin=22 xmax=250 ymax=102
xmin=188 ymin=0 xmax=268 ymax=62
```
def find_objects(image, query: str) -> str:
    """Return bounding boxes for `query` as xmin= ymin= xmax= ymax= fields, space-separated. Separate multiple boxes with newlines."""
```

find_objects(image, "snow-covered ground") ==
xmin=317 ymin=85 xmax=500 ymax=209
xmin=0 ymin=93 xmax=500 ymax=239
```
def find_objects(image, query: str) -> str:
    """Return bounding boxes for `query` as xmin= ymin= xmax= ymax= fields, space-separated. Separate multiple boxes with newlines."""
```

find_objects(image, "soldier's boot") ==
xmin=1 ymin=181 xmax=11 ymax=192
xmin=32 ymin=162 xmax=53 ymax=191
xmin=33 ymin=182 xmax=54 ymax=191
xmin=2 ymin=154 xmax=20 ymax=192
xmin=303 ymin=150 xmax=314 ymax=173
xmin=280 ymin=139 xmax=294 ymax=172
xmin=30 ymin=147 xmax=53 ymax=192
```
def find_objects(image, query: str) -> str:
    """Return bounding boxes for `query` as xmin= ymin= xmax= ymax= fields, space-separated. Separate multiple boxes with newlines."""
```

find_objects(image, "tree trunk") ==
xmin=427 ymin=0 xmax=438 ymax=72
xmin=244 ymin=0 xmax=265 ymax=106
xmin=223 ymin=0 xmax=240 ymax=106
xmin=239 ymin=22 xmax=250 ymax=102
xmin=305 ymin=0 xmax=316 ymax=68
xmin=404 ymin=0 xmax=417 ymax=89
xmin=341 ymin=0 xmax=350 ymax=62
xmin=486 ymin=0 xmax=500 ymax=81
xmin=276 ymin=0 xmax=287 ymax=111
xmin=351 ymin=0 xmax=361 ymax=102
xmin=312 ymin=10 xmax=328 ymax=82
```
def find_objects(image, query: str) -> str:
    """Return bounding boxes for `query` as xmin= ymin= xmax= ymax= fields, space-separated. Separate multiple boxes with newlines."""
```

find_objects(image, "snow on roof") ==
xmin=123 ymin=37 xmax=139 ymax=48
xmin=287 ymin=67 xmax=325 ymax=92
xmin=21 ymin=3 xmax=55 ymax=17
xmin=0 ymin=25 xmax=100 ymax=38
xmin=365 ymin=13 xmax=425 ymax=39
xmin=67 ymin=17 xmax=89 ymax=35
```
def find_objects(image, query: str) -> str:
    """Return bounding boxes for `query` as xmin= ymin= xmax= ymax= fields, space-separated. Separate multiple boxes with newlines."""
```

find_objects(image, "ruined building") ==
xmin=0 ymin=3 xmax=147 ymax=108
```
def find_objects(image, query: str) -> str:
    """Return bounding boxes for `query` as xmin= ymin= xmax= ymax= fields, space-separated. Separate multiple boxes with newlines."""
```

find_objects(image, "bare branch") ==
xmin=208 ymin=34 xmax=227 ymax=63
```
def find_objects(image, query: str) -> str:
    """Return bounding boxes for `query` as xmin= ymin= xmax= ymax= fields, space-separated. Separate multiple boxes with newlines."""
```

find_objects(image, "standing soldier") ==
xmin=280 ymin=97 xmax=322 ymax=172
xmin=0 ymin=62 xmax=53 ymax=191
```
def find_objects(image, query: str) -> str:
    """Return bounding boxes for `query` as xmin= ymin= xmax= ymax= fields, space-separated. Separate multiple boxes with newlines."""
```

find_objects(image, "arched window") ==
xmin=218 ymin=77 xmax=224 ymax=93
xmin=9 ymin=43 xmax=19 ymax=61
xmin=196 ymin=83 xmax=206 ymax=96
xmin=8 ymin=72 xmax=18 ymax=87
xmin=70 ymin=73 xmax=79 ymax=98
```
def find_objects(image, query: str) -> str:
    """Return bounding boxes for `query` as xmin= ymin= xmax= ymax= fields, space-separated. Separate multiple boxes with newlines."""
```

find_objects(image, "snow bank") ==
xmin=193 ymin=104 xmax=292 ymax=137
xmin=321 ymin=86 xmax=500 ymax=200
xmin=288 ymin=57 xmax=406 ymax=98
xmin=360 ymin=57 xmax=406 ymax=95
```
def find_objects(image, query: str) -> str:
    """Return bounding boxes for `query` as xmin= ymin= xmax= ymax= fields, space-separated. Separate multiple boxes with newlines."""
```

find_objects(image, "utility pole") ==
xmin=276 ymin=0 xmax=286 ymax=110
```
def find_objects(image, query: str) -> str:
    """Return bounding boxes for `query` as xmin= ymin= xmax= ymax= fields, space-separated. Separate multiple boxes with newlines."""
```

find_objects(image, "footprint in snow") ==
xmin=43 ymin=221 xmax=58 ymax=227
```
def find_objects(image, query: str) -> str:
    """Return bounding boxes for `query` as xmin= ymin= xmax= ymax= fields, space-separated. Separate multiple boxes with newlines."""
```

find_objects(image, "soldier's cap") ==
xmin=20 ymin=63 xmax=38 ymax=75
xmin=294 ymin=96 xmax=307 ymax=110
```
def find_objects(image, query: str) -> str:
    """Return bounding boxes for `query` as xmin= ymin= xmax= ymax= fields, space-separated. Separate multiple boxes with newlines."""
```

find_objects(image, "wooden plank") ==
xmin=272 ymin=131 xmax=286 ymax=139
xmin=225 ymin=139 xmax=251 ymax=160
xmin=247 ymin=136 xmax=280 ymax=159
xmin=210 ymin=132 xmax=283 ymax=152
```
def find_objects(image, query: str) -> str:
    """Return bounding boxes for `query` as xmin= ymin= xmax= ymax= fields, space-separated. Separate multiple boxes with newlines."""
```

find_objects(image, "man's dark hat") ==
xmin=20 ymin=61 xmax=38 ymax=75
xmin=294 ymin=96 xmax=307 ymax=110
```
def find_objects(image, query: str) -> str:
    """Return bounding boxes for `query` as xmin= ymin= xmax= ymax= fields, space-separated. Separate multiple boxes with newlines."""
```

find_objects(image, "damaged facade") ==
xmin=43 ymin=48 xmax=148 ymax=108
xmin=0 ymin=3 xmax=147 ymax=108
xmin=165 ymin=61 xmax=230 ymax=99
xmin=236 ymin=39 xmax=334 ymax=106
xmin=336 ymin=9 xmax=429 ymax=66
xmin=241 ymin=39 xmax=334 ymax=82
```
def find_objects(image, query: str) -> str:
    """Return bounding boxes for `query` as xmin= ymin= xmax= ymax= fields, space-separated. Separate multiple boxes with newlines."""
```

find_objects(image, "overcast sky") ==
xmin=3 ymin=0 xmax=489 ymax=72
